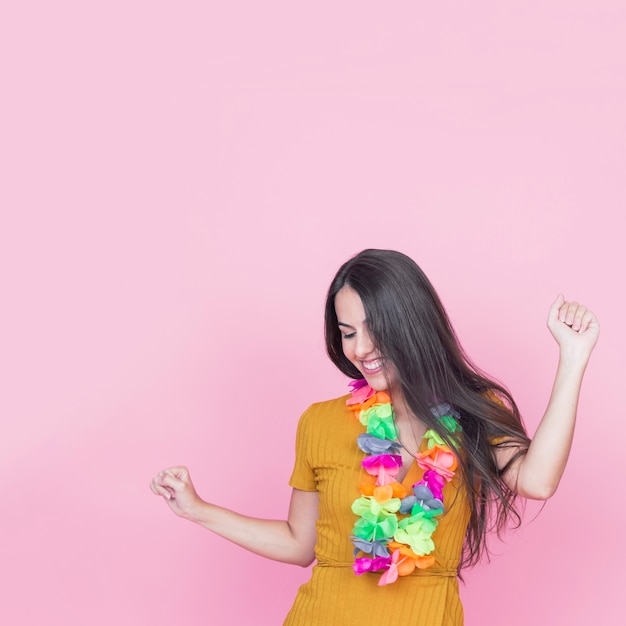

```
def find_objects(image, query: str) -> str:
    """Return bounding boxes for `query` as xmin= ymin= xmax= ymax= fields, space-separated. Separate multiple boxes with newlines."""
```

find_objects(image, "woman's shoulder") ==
xmin=296 ymin=393 xmax=360 ymax=445
xmin=302 ymin=393 xmax=352 ymax=420
xmin=295 ymin=394 xmax=353 ymax=434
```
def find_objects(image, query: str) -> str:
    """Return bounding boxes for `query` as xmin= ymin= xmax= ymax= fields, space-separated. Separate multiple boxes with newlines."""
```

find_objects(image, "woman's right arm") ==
xmin=150 ymin=466 xmax=319 ymax=567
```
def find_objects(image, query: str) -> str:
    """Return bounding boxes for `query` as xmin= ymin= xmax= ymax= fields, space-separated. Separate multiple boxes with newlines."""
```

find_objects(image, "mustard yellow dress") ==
xmin=284 ymin=395 xmax=470 ymax=626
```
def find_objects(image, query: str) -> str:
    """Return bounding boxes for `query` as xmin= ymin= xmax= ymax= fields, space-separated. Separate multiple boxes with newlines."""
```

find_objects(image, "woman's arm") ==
xmin=150 ymin=466 xmax=319 ymax=567
xmin=498 ymin=295 xmax=600 ymax=500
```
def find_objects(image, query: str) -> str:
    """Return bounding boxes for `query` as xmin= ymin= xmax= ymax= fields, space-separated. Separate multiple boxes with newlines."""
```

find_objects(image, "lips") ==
xmin=362 ymin=358 xmax=383 ymax=373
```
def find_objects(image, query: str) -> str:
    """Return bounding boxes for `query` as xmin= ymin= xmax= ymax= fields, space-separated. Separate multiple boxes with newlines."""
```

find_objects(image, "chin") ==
xmin=362 ymin=372 xmax=390 ymax=392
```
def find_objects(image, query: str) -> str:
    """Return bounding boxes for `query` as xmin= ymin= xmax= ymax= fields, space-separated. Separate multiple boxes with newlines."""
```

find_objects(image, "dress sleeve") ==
xmin=289 ymin=405 xmax=318 ymax=492
xmin=484 ymin=390 xmax=520 ymax=447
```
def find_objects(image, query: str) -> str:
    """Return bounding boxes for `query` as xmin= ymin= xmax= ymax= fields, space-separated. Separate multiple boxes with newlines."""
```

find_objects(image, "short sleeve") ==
xmin=289 ymin=406 xmax=318 ymax=492
xmin=484 ymin=390 xmax=524 ymax=450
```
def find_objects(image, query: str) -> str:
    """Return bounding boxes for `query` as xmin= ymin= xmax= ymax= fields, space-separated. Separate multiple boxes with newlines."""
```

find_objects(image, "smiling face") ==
xmin=334 ymin=285 xmax=396 ymax=393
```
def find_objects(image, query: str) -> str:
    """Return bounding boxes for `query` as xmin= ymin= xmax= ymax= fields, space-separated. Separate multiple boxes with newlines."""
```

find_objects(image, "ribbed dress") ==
xmin=284 ymin=394 xmax=470 ymax=626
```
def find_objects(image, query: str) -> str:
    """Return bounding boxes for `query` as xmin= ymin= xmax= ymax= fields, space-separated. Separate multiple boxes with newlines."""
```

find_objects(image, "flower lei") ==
xmin=347 ymin=379 xmax=462 ymax=586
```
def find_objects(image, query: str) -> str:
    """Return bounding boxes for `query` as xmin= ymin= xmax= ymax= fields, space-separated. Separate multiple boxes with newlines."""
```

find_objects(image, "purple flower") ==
xmin=419 ymin=470 xmax=445 ymax=501
xmin=357 ymin=433 xmax=401 ymax=455
xmin=409 ymin=484 xmax=443 ymax=512
xmin=362 ymin=454 xmax=402 ymax=486
xmin=348 ymin=378 xmax=368 ymax=392
xmin=353 ymin=556 xmax=391 ymax=576
xmin=351 ymin=537 xmax=390 ymax=558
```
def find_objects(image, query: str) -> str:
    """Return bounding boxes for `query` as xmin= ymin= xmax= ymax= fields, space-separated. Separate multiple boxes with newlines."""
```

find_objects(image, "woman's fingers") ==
xmin=551 ymin=297 xmax=594 ymax=333
xmin=578 ymin=308 xmax=595 ymax=333
xmin=560 ymin=301 xmax=584 ymax=330
xmin=549 ymin=293 xmax=565 ymax=317
xmin=150 ymin=474 xmax=170 ymax=499
xmin=151 ymin=467 xmax=189 ymax=499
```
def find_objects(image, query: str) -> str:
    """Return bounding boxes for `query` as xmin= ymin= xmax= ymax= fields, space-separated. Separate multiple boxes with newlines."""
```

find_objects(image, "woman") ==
xmin=150 ymin=249 xmax=599 ymax=625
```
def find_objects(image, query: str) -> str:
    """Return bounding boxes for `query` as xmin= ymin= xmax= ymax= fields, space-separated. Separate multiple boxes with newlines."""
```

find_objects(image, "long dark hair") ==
xmin=324 ymin=249 xmax=531 ymax=569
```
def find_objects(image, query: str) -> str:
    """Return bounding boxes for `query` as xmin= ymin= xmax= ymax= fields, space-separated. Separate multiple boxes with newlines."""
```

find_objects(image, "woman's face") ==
xmin=334 ymin=285 xmax=395 ymax=393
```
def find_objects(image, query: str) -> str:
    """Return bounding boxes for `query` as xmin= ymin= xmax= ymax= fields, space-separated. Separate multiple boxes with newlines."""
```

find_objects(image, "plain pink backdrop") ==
xmin=1 ymin=2 xmax=623 ymax=624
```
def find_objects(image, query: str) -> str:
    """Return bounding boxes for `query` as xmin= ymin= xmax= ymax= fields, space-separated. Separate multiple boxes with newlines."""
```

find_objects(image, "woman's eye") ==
xmin=342 ymin=332 xmax=356 ymax=339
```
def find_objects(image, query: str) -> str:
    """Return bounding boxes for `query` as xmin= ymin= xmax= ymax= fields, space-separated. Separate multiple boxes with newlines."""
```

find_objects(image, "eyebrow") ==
xmin=337 ymin=320 xmax=367 ymax=328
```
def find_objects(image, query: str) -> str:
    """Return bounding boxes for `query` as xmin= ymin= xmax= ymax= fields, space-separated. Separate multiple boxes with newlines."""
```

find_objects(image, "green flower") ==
xmin=352 ymin=495 xmax=401 ymax=519
xmin=440 ymin=414 xmax=461 ymax=433
xmin=353 ymin=514 xmax=399 ymax=542
xmin=424 ymin=414 xmax=462 ymax=449
xmin=394 ymin=515 xmax=439 ymax=555
xmin=424 ymin=428 xmax=446 ymax=449
xmin=360 ymin=404 xmax=397 ymax=439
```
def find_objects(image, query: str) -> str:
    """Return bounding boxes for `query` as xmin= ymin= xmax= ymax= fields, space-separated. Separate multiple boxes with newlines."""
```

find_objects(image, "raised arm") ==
xmin=150 ymin=466 xmax=319 ymax=567
xmin=499 ymin=294 xmax=600 ymax=500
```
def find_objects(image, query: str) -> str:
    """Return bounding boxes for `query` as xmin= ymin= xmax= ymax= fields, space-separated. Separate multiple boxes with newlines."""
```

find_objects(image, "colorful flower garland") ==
xmin=347 ymin=379 xmax=462 ymax=586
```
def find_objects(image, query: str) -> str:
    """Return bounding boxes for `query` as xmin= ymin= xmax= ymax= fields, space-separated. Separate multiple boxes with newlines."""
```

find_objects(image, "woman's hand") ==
xmin=150 ymin=466 xmax=203 ymax=520
xmin=547 ymin=295 xmax=600 ymax=363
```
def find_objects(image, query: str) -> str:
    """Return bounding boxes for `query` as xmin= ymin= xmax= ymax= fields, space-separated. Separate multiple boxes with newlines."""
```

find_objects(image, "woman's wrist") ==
xmin=557 ymin=346 xmax=591 ymax=372
xmin=179 ymin=496 xmax=210 ymax=523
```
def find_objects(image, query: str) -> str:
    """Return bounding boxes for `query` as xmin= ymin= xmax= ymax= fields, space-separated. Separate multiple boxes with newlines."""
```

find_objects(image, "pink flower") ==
xmin=347 ymin=382 xmax=375 ymax=406
xmin=378 ymin=549 xmax=401 ymax=586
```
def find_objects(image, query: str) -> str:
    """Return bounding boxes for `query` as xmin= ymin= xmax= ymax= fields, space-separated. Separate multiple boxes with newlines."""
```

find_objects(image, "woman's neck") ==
xmin=389 ymin=390 xmax=425 ymax=430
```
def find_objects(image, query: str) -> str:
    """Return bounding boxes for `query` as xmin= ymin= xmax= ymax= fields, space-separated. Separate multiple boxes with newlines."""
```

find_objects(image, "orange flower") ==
xmin=347 ymin=390 xmax=391 ymax=412
xmin=361 ymin=481 xmax=407 ymax=500
xmin=373 ymin=485 xmax=394 ymax=503
xmin=416 ymin=445 xmax=458 ymax=481
xmin=359 ymin=482 xmax=376 ymax=496
xmin=374 ymin=391 xmax=391 ymax=404
xmin=390 ymin=482 xmax=408 ymax=498
xmin=387 ymin=542 xmax=436 ymax=572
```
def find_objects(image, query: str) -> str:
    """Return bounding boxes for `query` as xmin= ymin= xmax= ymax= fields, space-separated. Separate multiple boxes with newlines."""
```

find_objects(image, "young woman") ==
xmin=150 ymin=249 xmax=599 ymax=625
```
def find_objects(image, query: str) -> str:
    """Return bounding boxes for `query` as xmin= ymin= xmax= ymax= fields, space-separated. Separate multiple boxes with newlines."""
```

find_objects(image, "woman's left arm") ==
xmin=499 ymin=294 xmax=600 ymax=500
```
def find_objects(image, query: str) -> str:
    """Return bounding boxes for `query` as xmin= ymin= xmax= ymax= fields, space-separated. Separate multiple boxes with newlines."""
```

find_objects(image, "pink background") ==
xmin=1 ymin=2 xmax=623 ymax=624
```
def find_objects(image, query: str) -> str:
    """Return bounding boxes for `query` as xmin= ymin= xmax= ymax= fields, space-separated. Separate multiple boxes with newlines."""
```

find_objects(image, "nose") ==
xmin=354 ymin=329 xmax=374 ymax=359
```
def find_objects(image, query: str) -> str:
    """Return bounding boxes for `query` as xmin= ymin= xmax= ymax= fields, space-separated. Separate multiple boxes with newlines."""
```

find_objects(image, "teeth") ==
xmin=363 ymin=359 xmax=382 ymax=371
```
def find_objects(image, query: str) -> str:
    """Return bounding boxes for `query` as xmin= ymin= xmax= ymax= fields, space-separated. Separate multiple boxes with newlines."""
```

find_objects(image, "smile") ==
xmin=362 ymin=359 xmax=383 ymax=372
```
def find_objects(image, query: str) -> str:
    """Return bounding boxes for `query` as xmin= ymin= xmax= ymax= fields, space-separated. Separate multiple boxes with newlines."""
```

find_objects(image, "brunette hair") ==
xmin=324 ymin=248 xmax=531 ymax=569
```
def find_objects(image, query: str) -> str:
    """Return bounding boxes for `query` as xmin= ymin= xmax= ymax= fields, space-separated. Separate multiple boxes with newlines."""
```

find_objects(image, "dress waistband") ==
xmin=316 ymin=560 xmax=457 ymax=578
